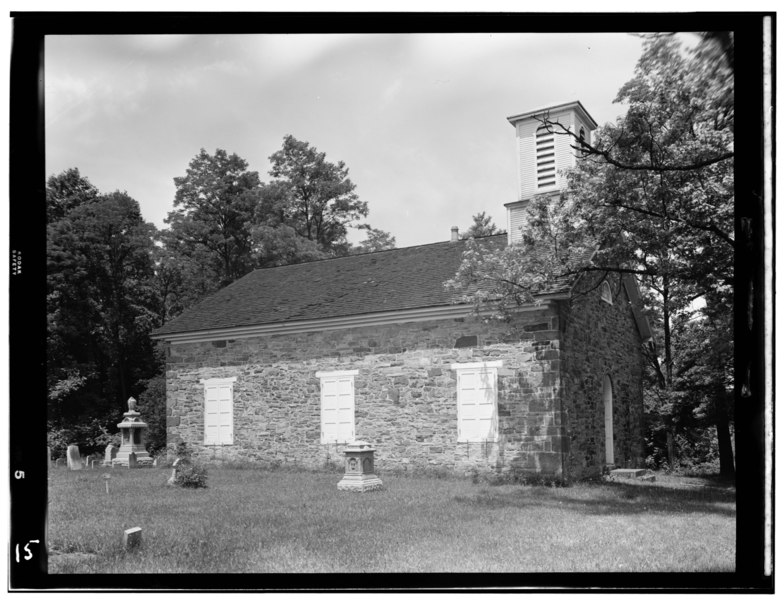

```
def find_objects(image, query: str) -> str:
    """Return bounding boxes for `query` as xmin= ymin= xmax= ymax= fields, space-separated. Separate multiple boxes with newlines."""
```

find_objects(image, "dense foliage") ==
xmin=461 ymin=211 xmax=505 ymax=239
xmin=47 ymin=174 xmax=160 ymax=430
xmin=447 ymin=34 xmax=735 ymax=476
xmin=47 ymin=138 xmax=393 ymax=456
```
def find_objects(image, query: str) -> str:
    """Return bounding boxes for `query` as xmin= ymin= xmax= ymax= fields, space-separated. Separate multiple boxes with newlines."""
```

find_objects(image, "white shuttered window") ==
xmin=201 ymin=377 xmax=236 ymax=446
xmin=451 ymin=361 xmax=501 ymax=442
xmin=316 ymin=370 xmax=358 ymax=444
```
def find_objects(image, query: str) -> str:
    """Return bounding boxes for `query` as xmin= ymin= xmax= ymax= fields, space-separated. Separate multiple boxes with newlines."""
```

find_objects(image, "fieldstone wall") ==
xmin=560 ymin=275 xmax=646 ymax=480
xmin=164 ymin=306 xmax=569 ymax=477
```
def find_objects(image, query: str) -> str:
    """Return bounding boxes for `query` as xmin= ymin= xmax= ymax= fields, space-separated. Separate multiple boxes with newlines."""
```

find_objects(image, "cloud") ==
xmin=379 ymin=78 xmax=403 ymax=110
xmin=44 ymin=32 xmax=646 ymax=247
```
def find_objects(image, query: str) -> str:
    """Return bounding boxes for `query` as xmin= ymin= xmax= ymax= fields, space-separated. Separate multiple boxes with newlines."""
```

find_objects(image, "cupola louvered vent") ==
xmin=506 ymin=101 xmax=598 ymax=245
xmin=535 ymin=125 xmax=556 ymax=188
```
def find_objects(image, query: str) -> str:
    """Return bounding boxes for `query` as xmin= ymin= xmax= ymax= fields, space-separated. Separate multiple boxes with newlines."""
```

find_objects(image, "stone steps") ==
xmin=610 ymin=468 xmax=646 ymax=478
xmin=609 ymin=468 xmax=655 ymax=482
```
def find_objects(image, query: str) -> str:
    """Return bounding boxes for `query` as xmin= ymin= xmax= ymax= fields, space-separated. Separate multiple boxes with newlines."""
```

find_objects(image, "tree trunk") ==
xmin=715 ymin=394 xmax=735 ymax=478
xmin=662 ymin=275 xmax=673 ymax=385
xmin=665 ymin=428 xmax=675 ymax=469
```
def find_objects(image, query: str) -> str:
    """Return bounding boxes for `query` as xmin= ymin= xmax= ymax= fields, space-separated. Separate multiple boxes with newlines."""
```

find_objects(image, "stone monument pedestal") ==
xmin=337 ymin=440 xmax=383 ymax=492
xmin=112 ymin=397 xmax=153 ymax=468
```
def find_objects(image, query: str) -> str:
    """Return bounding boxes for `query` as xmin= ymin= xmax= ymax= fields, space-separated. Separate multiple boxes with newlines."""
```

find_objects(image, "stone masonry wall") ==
xmin=164 ymin=306 xmax=568 ymax=477
xmin=560 ymin=275 xmax=646 ymax=480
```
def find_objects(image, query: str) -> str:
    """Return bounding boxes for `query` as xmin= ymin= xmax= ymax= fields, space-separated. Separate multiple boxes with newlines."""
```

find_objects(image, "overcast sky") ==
xmin=45 ymin=33 xmax=673 ymax=248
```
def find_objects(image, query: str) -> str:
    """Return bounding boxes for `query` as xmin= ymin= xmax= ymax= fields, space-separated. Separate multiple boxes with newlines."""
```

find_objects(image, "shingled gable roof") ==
xmin=152 ymin=234 xmax=518 ymax=339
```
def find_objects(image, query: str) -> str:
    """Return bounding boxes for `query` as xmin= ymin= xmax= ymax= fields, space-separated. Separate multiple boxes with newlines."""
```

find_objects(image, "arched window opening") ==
xmin=603 ymin=375 xmax=614 ymax=465
xmin=600 ymin=281 xmax=613 ymax=304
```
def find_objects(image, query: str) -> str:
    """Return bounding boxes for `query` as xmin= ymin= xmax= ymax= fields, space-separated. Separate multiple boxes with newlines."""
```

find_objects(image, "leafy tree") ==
xmin=447 ymin=34 xmax=734 ymax=474
xmin=137 ymin=371 xmax=168 ymax=457
xmin=251 ymin=224 xmax=327 ymax=267
xmin=673 ymin=307 xmax=734 ymax=475
xmin=48 ymin=189 xmax=160 ymax=423
xmin=46 ymin=168 xmax=99 ymax=223
xmin=352 ymin=225 xmax=397 ymax=254
xmin=462 ymin=211 xmax=505 ymax=239
xmin=263 ymin=135 xmax=369 ymax=255
xmin=165 ymin=148 xmax=262 ymax=287
xmin=149 ymin=242 xmax=187 ymax=327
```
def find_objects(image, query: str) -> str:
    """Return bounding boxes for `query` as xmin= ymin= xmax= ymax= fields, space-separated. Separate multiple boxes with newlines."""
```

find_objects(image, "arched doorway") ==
xmin=603 ymin=375 xmax=614 ymax=465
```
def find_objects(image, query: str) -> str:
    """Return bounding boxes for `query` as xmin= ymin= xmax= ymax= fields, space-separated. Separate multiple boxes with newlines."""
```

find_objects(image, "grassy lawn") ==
xmin=47 ymin=466 xmax=735 ymax=574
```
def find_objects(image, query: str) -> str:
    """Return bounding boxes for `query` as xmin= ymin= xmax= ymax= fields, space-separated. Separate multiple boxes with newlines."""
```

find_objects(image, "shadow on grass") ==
xmin=455 ymin=481 xmax=736 ymax=518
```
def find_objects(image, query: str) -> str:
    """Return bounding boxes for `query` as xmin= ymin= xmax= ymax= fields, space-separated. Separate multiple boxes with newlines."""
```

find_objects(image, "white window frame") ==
xmin=200 ymin=376 xmax=237 ymax=446
xmin=316 ymin=370 xmax=358 ymax=444
xmin=451 ymin=361 xmax=502 ymax=442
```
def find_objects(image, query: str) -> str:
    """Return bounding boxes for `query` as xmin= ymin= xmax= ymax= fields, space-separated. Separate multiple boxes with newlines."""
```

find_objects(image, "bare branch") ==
xmin=536 ymin=115 xmax=733 ymax=173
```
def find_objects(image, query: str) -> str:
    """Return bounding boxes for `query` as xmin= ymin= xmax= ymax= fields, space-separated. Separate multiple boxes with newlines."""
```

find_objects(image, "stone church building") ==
xmin=152 ymin=101 xmax=650 ymax=481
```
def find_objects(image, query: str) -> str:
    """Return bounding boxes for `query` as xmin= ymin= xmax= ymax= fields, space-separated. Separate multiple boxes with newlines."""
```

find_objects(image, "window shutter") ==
xmin=204 ymin=386 xmax=221 ymax=445
xmin=318 ymin=371 xmax=357 ymax=444
xmin=216 ymin=384 xmax=233 ymax=445
xmin=335 ymin=377 xmax=354 ymax=443
xmin=453 ymin=362 xmax=500 ymax=442
xmin=475 ymin=369 xmax=496 ymax=440
xmin=202 ymin=378 xmax=235 ymax=446
xmin=321 ymin=379 xmax=340 ymax=443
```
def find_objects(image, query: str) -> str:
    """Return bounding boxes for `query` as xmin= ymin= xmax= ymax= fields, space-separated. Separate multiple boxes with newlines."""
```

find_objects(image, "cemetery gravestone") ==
xmin=123 ymin=527 xmax=142 ymax=551
xmin=66 ymin=445 xmax=82 ymax=470
xmin=55 ymin=457 xmax=66 ymax=468
xmin=104 ymin=444 xmax=118 ymax=467
xmin=112 ymin=397 xmax=153 ymax=467
xmin=337 ymin=440 xmax=383 ymax=492
xmin=167 ymin=458 xmax=181 ymax=486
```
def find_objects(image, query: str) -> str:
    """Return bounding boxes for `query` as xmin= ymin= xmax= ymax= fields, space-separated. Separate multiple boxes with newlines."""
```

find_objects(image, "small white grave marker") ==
xmin=167 ymin=458 xmax=180 ymax=486
xmin=123 ymin=527 xmax=142 ymax=551
xmin=103 ymin=474 xmax=111 ymax=494
xmin=104 ymin=444 xmax=118 ymax=467
xmin=66 ymin=445 xmax=82 ymax=470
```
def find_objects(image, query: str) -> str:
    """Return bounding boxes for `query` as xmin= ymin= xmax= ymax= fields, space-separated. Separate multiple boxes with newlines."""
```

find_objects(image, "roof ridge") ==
xmin=249 ymin=232 xmax=507 ymax=274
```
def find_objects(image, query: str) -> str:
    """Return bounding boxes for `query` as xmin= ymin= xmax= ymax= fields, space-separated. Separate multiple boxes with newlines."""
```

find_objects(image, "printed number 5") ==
xmin=15 ymin=540 xmax=39 ymax=562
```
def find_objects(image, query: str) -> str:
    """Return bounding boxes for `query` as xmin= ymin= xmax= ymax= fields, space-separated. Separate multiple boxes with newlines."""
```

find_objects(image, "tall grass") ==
xmin=47 ymin=466 xmax=735 ymax=573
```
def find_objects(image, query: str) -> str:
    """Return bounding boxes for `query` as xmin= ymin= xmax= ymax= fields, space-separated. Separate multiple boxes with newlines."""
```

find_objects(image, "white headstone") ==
xmin=104 ymin=444 xmax=117 ymax=466
xmin=128 ymin=452 xmax=137 ymax=468
xmin=123 ymin=527 xmax=142 ymax=551
xmin=167 ymin=458 xmax=181 ymax=486
xmin=66 ymin=445 xmax=82 ymax=470
xmin=55 ymin=457 xmax=66 ymax=468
